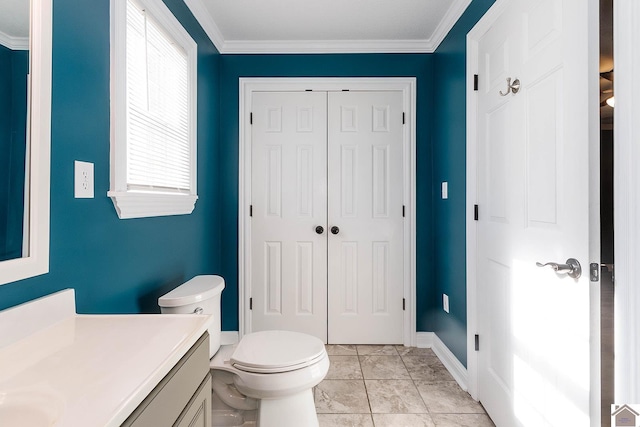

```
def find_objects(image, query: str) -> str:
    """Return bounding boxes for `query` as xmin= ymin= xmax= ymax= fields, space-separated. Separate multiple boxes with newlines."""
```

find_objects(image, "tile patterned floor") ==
xmin=315 ymin=345 xmax=495 ymax=427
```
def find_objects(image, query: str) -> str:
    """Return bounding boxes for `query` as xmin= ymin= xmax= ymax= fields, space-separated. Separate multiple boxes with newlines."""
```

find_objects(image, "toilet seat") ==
xmin=233 ymin=352 xmax=326 ymax=373
xmin=230 ymin=330 xmax=325 ymax=374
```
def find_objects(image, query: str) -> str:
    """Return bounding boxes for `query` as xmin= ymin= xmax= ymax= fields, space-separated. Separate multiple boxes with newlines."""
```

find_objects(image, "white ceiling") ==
xmin=184 ymin=0 xmax=472 ymax=54
xmin=0 ymin=0 xmax=29 ymax=50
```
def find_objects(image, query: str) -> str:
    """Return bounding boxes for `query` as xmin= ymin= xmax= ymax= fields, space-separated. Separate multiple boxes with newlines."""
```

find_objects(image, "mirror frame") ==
xmin=0 ymin=0 xmax=51 ymax=285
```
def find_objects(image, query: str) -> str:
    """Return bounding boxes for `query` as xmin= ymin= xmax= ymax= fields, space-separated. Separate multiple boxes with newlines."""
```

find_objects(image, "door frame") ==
xmin=614 ymin=0 xmax=640 ymax=404
xmin=238 ymin=77 xmax=417 ymax=346
xmin=465 ymin=0 xmax=601 ymax=423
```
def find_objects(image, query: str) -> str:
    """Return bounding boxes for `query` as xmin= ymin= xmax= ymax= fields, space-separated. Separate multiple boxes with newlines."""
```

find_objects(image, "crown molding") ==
xmin=183 ymin=0 xmax=225 ymax=52
xmin=428 ymin=0 xmax=472 ymax=50
xmin=221 ymin=39 xmax=437 ymax=54
xmin=185 ymin=0 xmax=471 ymax=54
xmin=0 ymin=30 xmax=28 ymax=50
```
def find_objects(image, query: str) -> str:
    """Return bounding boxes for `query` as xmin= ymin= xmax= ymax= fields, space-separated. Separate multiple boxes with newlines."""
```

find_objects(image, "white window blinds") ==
xmin=126 ymin=0 xmax=190 ymax=193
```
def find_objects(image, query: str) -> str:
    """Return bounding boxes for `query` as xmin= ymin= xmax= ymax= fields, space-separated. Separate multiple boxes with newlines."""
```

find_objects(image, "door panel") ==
xmin=327 ymin=91 xmax=404 ymax=344
xmin=251 ymin=90 xmax=405 ymax=345
xmin=251 ymin=92 xmax=328 ymax=341
xmin=476 ymin=0 xmax=594 ymax=425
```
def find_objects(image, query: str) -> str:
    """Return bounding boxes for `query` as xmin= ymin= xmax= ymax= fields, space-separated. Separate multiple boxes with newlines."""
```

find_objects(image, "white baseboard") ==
xmin=416 ymin=332 xmax=468 ymax=391
xmin=221 ymin=331 xmax=239 ymax=345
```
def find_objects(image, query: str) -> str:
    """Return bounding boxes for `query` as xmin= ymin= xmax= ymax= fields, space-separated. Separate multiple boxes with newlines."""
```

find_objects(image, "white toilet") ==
xmin=158 ymin=275 xmax=329 ymax=427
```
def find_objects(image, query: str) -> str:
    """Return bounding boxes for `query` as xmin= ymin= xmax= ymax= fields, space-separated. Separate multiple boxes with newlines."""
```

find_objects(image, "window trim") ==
xmin=109 ymin=0 xmax=198 ymax=219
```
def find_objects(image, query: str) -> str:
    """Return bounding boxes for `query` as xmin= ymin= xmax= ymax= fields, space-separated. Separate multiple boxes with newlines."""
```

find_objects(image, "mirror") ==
xmin=0 ymin=0 xmax=29 ymax=263
xmin=0 ymin=0 xmax=51 ymax=285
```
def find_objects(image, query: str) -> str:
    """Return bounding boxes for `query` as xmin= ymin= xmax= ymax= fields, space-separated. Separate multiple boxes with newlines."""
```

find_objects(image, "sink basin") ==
xmin=0 ymin=389 xmax=64 ymax=426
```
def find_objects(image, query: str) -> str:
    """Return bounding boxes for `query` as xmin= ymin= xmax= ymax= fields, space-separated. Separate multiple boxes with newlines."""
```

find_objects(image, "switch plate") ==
xmin=74 ymin=161 xmax=94 ymax=198
xmin=443 ymin=294 xmax=450 ymax=313
xmin=442 ymin=182 xmax=448 ymax=199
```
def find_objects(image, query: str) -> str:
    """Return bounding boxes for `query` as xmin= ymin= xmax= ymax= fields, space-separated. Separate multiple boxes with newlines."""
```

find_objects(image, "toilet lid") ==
xmin=230 ymin=330 xmax=326 ymax=374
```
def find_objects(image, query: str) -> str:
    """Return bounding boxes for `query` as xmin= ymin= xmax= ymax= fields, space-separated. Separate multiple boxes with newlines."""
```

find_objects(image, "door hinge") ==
xmin=403 ymin=298 xmax=406 ymax=311
xmin=475 ymin=334 xmax=480 ymax=351
xmin=250 ymin=112 xmax=253 ymax=125
xmin=402 ymin=112 xmax=406 ymax=124
xmin=249 ymin=205 xmax=253 ymax=217
xmin=474 ymin=204 xmax=479 ymax=221
xmin=402 ymin=205 xmax=405 ymax=217
xmin=473 ymin=74 xmax=479 ymax=91
xmin=249 ymin=298 xmax=253 ymax=310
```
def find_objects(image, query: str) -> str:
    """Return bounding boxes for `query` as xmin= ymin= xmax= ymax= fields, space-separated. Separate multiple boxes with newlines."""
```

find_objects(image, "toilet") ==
xmin=158 ymin=275 xmax=329 ymax=427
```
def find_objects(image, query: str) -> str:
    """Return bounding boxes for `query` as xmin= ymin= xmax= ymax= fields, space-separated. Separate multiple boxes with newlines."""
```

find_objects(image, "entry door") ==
xmin=250 ymin=90 xmax=404 ymax=344
xmin=327 ymin=91 xmax=404 ymax=344
xmin=475 ymin=0 xmax=595 ymax=425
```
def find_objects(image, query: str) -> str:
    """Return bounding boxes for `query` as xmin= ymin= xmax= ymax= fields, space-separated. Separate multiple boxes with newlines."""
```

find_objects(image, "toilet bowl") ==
xmin=158 ymin=275 xmax=329 ymax=427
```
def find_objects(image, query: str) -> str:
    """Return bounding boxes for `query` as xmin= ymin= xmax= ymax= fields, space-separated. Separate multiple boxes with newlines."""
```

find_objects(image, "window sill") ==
xmin=108 ymin=191 xmax=198 ymax=219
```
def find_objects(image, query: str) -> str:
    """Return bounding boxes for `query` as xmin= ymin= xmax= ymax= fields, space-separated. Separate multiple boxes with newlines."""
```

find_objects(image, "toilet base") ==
xmin=257 ymin=389 xmax=318 ymax=427
xmin=211 ymin=389 xmax=257 ymax=427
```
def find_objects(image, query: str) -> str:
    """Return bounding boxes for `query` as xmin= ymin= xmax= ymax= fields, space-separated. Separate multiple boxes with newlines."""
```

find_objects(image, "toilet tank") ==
xmin=158 ymin=275 xmax=225 ymax=358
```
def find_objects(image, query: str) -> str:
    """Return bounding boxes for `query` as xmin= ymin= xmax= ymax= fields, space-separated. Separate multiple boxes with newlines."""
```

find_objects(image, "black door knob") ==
xmin=315 ymin=226 xmax=324 ymax=234
xmin=331 ymin=226 xmax=340 ymax=235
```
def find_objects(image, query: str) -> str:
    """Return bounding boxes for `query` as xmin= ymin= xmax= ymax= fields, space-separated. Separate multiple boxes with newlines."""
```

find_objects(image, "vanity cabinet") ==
xmin=122 ymin=333 xmax=211 ymax=427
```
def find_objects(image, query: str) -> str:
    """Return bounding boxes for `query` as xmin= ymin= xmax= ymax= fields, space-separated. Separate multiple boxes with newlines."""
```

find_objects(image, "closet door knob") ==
xmin=331 ymin=226 xmax=340 ymax=235
xmin=315 ymin=226 xmax=324 ymax=234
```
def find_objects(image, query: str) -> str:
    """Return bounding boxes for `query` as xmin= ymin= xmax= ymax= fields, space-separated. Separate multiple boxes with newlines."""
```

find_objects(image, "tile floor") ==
xmin=314 ymin=345 xmax=495 ymax=427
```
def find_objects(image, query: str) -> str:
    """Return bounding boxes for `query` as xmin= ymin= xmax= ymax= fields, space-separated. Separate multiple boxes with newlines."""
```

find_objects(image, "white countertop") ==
xmin=0 ymin=290 xmax=211 ymax=426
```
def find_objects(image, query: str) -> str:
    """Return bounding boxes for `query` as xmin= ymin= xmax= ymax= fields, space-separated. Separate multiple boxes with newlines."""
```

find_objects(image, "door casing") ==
xmin=238 ymin=77 xmax=417 ymax=346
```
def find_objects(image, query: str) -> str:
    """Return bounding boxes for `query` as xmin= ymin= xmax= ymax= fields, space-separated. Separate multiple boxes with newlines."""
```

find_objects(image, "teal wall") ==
xmin=430 ymin=0 xmax=495 ymax=366
xmin=0 ymin=0 xmax=222 ymax=314
xmin=217 ymin=54 xmax=436 ymax=331
xmin=0 ymin=0 xmax=493 ymax=368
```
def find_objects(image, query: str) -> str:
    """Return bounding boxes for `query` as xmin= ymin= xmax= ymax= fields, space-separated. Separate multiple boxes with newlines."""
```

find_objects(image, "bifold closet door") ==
xmin=250 ymin=91 xmax=328 ymax=342
xmin=327 ymin=91 xmax=404 ymax=344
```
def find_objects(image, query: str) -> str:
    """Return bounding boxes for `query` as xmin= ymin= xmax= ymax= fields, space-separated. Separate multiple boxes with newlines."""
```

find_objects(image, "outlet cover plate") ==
xmin=74 ymin=161 xmax=94 ymax=198
xmin=443 ymin=293 xmax=450 ymax=313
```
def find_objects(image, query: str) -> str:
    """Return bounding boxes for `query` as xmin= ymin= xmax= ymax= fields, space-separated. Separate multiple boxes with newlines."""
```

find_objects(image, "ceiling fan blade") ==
xmin=600 ymin=70 xmax=614 ymax=81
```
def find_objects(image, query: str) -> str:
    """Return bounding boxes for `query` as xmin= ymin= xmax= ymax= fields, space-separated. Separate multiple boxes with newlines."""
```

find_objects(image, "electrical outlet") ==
xmin=442 ymin=182 xmax=448 ymax=199
xmin=443 ymin=294 xmax=450 ymax=313
xmin=74 ymin=161 xmax=94 ymax=198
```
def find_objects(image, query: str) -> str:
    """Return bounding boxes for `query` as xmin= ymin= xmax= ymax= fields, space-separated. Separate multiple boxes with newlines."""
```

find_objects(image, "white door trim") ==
xmin=465 ymin=0 xmax=509 ymax=400
xmin=466 ymin=1 xmax=601 ymax=424
xmin=238 ymin=77 xmax=417 ymax=346
xmin=614 ymin=0 xmax=640 ymax=404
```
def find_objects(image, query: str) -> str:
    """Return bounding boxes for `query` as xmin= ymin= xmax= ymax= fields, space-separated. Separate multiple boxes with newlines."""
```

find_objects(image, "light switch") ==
xmin=441 ymin=182 xmax=448 ymax=199
xmin=74 ymin=161 xmax=94 ymax=198
xmin=443 ymin=294 xmax=450 ymax=313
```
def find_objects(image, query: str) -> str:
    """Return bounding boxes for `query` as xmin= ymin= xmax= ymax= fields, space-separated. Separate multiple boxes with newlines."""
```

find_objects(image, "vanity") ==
xmin=0 ymin=290 xmax=212 ymax=426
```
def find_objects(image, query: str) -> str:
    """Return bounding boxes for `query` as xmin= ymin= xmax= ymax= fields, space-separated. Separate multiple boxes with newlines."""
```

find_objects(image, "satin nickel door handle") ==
xmin=535 ymin=258 xmax=582 ymax=279
xmin=499 ymin=77 xmax=521 ymax=96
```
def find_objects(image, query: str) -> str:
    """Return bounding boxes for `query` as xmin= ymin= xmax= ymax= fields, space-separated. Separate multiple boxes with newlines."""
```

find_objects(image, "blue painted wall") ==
xmin=0 ymin=0 xmax=221 ymax=313
xmin=0 ymin=46 xmax=28 ymax=261
xmin=430 ymin=0 xmax=495 ymax=366
xmin=0 ymin=0 xmax=494 ymax=368
xmin=217 ymin=54 xmax=436 ymax=331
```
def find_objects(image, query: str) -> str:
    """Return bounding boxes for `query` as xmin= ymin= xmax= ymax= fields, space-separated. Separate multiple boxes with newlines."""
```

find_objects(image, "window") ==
xmin=109 ymin=0 xmax=197 ymax=219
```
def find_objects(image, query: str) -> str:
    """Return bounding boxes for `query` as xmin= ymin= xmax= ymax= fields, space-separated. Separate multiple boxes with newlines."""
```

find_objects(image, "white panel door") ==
xmin=476 ymin=0 xmax=595 ymax=425
xmin=251 ymin=92 xmax=328 ymax=342
xmin=327 ymin=91 xmax=404 ymax=344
